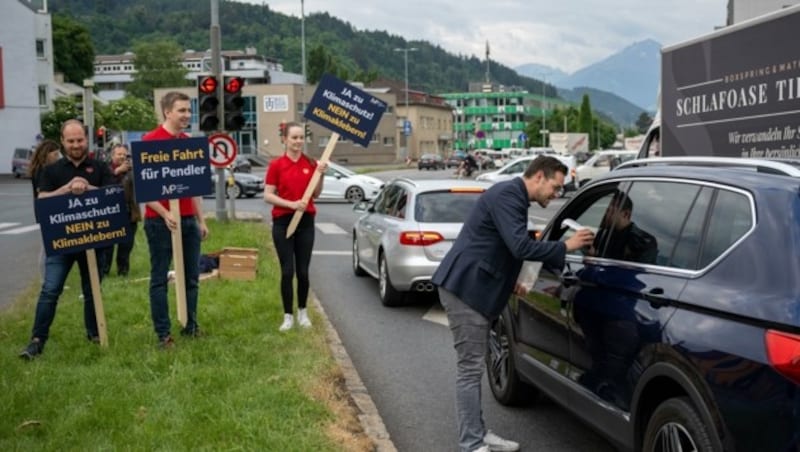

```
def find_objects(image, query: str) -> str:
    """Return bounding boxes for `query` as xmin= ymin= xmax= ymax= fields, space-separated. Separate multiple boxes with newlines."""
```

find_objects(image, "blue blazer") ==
xmin=432 ymin=177 xmax=566 ymax=320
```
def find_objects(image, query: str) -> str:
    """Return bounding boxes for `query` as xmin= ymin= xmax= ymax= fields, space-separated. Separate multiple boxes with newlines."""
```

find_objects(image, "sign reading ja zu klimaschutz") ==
xmin=662 ymin=9 xmax=800 ymax=158
xmin=304 ymin=74 xmax=388 ymax=147
xmin=130 ymin=136 xmax=212 ymax=203
xmin=37 ymin=185 xmax=131 ymax=256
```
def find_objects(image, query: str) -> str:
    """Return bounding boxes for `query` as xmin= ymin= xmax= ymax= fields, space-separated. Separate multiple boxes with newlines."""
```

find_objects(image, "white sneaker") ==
xmin=483 ymin=430 xmax=519 ymax=452
xmin=279 ymin=313 xmax=294 ymax=332
xmin=297 ymin=308 xmax=312 ymax=328
xmin=472 ymin=447 xmax=490 ymax=452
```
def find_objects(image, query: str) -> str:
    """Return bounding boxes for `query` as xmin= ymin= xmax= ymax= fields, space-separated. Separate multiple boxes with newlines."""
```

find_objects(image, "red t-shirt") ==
xmin=265 ymin=153 xmax=318 ymax=219
xmin=142 ymin=125 xmax=198 ymax=219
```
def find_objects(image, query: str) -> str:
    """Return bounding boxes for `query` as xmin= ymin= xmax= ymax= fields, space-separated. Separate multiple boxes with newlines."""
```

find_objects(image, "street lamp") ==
xmin=538 ymin=73 xmax=550 ymax=147
xmin=394 ymin=47 xmax=417 ymax=160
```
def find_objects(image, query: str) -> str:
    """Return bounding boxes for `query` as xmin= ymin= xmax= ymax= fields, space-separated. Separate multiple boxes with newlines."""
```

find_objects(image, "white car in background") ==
xmin=320 ymin=161 xmax=384 ymax=203
xmin=476 ymin=154 xmax=578 ymax=193
xmin=575 ymin=150 xmax=637 ymax=185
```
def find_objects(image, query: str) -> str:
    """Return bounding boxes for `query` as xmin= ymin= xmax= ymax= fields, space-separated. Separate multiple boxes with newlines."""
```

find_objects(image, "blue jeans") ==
xmin=31 ymin=252 xmax=100 ymax=343
xmin=144 ymin=216 xmax=201 ymax=339
xmin=439 ymin=287 xmax=490 ymax=452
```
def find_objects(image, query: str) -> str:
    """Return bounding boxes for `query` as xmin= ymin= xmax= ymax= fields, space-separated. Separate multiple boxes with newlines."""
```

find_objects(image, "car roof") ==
xmin=594 ymin=164 xmax=800 ymax=193
xmin=389 ymin=177 xmax=492 ymax=192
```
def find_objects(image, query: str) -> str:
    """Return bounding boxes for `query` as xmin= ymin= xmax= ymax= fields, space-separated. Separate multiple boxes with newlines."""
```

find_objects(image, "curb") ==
xmin=311 ymin=294 xmax=397 ymax=452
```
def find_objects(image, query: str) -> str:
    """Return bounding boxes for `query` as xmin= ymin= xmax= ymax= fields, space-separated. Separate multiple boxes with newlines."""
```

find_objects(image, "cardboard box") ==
xmin=219 ymin=247 xmax=258 ymax=280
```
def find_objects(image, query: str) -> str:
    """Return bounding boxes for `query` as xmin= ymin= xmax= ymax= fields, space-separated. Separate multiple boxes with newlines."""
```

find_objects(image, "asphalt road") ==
xmin=0 ymin=175 xmax=43 ymax=309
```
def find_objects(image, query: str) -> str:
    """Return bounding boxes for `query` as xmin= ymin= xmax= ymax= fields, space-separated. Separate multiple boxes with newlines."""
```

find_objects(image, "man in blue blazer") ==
xmin=432 ymin=156 xmax=595 ymax=452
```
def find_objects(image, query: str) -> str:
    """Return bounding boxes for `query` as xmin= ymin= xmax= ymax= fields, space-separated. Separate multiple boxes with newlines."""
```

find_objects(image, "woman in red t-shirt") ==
xmin=263 ymin=122 xmax=327 ymax=332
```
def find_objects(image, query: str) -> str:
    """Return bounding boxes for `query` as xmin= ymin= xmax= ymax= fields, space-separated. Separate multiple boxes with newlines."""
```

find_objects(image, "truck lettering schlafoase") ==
xmin=660 ymin=5 xmax=800 ymax=158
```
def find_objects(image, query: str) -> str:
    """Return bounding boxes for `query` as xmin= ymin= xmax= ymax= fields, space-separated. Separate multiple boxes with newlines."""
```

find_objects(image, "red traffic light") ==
xmin=224 ymin=76 xmax=244 ymax=94
xmin=199 ymin=76 xmax=218 ymax=94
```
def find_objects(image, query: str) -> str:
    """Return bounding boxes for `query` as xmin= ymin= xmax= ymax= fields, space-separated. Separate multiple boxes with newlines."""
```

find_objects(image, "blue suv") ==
xmin=486 ymin=159 xmax=800 ymax=451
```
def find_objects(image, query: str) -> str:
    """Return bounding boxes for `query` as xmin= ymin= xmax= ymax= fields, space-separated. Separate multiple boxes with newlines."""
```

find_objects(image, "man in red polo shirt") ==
xmin=142 ymin=91 xmax=209 ymax=348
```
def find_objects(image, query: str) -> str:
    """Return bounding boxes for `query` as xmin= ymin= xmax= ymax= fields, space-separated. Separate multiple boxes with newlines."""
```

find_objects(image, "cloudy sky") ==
xmin=241 ymin=0 xmax=728 ymax=73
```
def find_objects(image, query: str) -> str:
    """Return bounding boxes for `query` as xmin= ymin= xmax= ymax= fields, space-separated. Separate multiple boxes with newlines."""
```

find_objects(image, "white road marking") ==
xmin=0 ymin=224 xmax=40 ymax=235
xmin=422 ymin=304 xmax=449 ymax=327
xmin=312 ymin=250 xmax=351 ymax=256
xmin=316 ymin=222 xmax=348 ymax=235
xmin=0 ymin=222 xmax=20 ymax=230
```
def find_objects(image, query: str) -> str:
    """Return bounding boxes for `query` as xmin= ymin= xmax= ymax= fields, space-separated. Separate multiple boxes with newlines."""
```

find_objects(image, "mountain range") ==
xmin=516 ymin=39 xmax=661 ymax=113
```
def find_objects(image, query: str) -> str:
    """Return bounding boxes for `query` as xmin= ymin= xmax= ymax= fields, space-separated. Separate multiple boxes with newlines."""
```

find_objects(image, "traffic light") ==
xmin=197 ymin=75 xmax=219 ymax=132
xmin=279 ymin=120 xmax=287 ymax=143
xmin=223 ymin=76 xmax=245 ymax=131
xmin=304 ymin=123 xmax=312 ymax=141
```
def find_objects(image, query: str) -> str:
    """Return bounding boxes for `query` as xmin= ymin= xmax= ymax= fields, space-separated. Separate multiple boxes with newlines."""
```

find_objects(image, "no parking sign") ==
xmin=208 ymin=133 xmax=238 ymax=168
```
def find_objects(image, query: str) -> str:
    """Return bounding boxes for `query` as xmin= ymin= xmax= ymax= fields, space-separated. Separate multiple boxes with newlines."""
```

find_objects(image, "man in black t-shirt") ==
xmin=19 ymin=119 xmax=114 ymax=360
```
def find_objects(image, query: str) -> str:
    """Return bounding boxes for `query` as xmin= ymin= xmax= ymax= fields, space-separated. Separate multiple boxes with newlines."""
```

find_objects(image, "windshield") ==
xmin=414 ymin=191 xmax=483 ymax=223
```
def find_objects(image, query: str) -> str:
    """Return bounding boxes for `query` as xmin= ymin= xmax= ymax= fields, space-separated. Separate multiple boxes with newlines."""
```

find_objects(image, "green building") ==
xmin=441 ymin=82 xmax=569 ymax=151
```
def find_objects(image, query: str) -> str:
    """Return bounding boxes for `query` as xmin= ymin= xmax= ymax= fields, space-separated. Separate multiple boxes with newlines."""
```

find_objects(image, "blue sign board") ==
xmin=403 ymin=120 xmax=412 ymax=136
xmin=304 ymin=73 xmax=388 ymax=147
xmin=518 ymin=132 xmax=528 ymax=142
xmin=37 ymin=185 xmax=131 ymax=256
xmin=130 ymin=136 xmax=212 ymax=203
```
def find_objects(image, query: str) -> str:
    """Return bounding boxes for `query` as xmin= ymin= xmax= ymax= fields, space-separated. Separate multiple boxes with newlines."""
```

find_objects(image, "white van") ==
xmin=576 ymin=150 xmax=637 ymax=185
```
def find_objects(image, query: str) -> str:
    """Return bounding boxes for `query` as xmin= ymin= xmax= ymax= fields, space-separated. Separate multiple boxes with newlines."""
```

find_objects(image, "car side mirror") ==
xmin=353 ymin=200 xmax=371 ymax=213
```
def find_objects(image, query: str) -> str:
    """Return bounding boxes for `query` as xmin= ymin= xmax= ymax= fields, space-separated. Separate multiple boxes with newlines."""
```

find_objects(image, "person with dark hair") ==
xmin=28 ymin=140 xmax=62 ymax=223
xmin=432 ymin=155 xmax=595 ymax=452
xmin=99 ymin=144 xmax=140 ymax=276
xmin=19 ymin=120 xmax=113 ymax=360
xmin=263 ymin=121 xmax=327 ymax=332
xmin=590 ymin=190 xmax=658 ymax=264
xmin=143 ymin=91 xmax=208 ymax=349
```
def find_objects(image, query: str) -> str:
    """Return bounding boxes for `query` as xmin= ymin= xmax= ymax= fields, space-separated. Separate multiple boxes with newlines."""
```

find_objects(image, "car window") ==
xmin=414 ymin=191 xmax=483 ymax=223
xmin=552 ymin=182 xmax=628 ymax=255
xmin=699 ymin=189 xmax=753 ymax=268
xmin=502 ymin=160 xmax=528 ymax=175
xmin=594 ymin=155 xmax=610 ymax=167
xmin=668 ymin=187 xmax=713 ymax=270
xmin=389 ymin=188 xmax=409 ymax=219
xmin=375 ymin=184 xmax=403 ymax=215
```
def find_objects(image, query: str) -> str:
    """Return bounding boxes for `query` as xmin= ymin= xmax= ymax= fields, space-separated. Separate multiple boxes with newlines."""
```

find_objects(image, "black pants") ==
xmin=271 ymin=213 xmax=315 ymax=314
xmin=100 ymin=222 xmax=138 ymax=276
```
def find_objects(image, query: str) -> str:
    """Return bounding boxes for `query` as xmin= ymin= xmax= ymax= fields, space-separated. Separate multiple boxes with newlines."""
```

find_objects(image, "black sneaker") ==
xmin=19 ymin=339 xmax=43 ymax=360
xmin=158 ymin=335 xmax=175 ymax=349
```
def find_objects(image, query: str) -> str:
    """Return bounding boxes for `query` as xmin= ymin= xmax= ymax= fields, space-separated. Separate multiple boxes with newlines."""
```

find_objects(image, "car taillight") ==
xmin=399 ymin=231 xmax=444 ymax=246
xmin=765 ymin=330 xmax=800 ymax=385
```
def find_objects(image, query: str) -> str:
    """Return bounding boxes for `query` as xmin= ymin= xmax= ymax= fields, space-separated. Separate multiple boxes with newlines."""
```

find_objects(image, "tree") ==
xmin=40 ymin=97 xmax=108 ymax=142
xmin=97 ymin=96 xmax=158 ymax=132
xmin=635 ymin=112 xmax=653 ymax=134
xmin=307 ymin=44 xmax=352 ymax=83
xmin=578 ymin=94 xmax=593 ymax=134
xmin=52 ymin=14 xmax=95 ymax=83
xmin=126 ymin=39 xmax=189 ymax=102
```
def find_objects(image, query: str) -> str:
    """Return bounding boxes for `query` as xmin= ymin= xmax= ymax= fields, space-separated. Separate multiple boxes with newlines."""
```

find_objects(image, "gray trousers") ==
xmin=439 ymin=287 xmax=489 ymax=452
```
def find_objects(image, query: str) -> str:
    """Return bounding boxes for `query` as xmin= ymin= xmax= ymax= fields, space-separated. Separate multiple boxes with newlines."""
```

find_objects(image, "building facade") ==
xmin=94 ymin=48 xmax=302 ymax=102
xmin=441 ymin=82 xmax=569 ymax=151
xmin=1 ymin=0 xmax=53 ymax=173
xmin=727 ymin=0 xmax=800 ymax=24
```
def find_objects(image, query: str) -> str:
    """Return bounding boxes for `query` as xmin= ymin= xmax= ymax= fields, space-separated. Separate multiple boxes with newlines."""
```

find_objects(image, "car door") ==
xmin=357 ymin=184 xmax=402 ymax=274
xmin=509 ymin=182 xmax=630 ymax=400
xmin=563 ymin=181 xmax=710 ymax=416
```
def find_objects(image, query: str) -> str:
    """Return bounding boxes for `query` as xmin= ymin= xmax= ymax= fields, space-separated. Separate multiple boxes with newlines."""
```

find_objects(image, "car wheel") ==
xmin=352 ymin=234 xmax=367 ymax=277
xmin=486 ymin=310 xmax=536 ymax=405
xmin=345 ymin=186 xmax=365 ymax=203
xmin=378 ymin=252 xmax=404 ymax=306
xmin=642 ymin=397 xmax=718 ymax=452
xmin=226 ymin=183 xmax=242 ymax=199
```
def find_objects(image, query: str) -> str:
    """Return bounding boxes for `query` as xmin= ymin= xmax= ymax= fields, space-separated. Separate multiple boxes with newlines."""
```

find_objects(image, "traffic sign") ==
xmin=518 ymin=132 xmax=528 ymax=142
xmin=403 ymin=120 xmax=412 ymax=136
xmin=208 ymin=133 xmax=238 ymax=168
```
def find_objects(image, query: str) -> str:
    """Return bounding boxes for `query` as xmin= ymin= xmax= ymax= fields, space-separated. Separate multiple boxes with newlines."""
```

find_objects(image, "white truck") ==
xmin=549 ymin=133 xmax=589 ymax=155
xmin=638 ymin=4 xmax=800 ymax=160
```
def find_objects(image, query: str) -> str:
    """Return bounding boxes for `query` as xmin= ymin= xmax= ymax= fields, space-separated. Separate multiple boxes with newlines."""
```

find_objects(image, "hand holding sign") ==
xmin=284 ymin=74 xmax=388 ymax=238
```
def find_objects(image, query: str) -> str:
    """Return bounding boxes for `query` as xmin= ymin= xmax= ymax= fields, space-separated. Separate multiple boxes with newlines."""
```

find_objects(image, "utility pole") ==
xmin=394 ymin=47 xmax=417 ymax=161
xmin=83 ymin=79 xmax=94 ymax=154
xmin=210 ymin=0 xmax=227 ymax=221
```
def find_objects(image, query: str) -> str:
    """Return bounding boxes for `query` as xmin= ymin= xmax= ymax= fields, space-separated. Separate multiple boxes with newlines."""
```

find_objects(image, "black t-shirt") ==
xmin=39 ymin=157 xmax=114 ymax=193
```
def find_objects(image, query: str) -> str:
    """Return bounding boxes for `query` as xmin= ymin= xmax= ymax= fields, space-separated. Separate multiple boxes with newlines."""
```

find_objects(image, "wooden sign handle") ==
xmin=169 ymin=198 xmax=188 ymax=327
xmin=86 ymin=248 xmax=108 ymax=347
xmin=286 ymin=132 xmax=340 ymax=238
